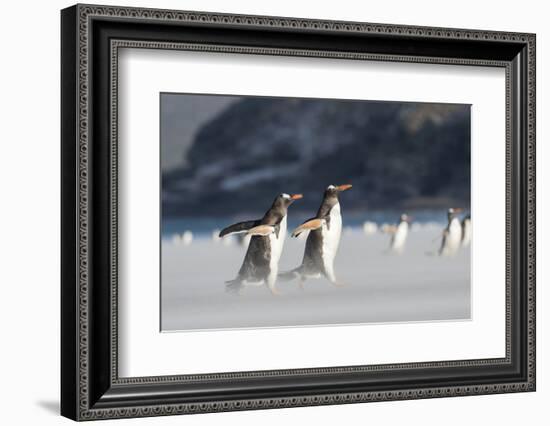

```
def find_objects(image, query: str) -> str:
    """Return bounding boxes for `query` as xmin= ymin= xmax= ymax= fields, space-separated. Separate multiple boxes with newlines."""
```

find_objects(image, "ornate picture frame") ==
xmin=61 ymin=4 xmax=535 ymax=421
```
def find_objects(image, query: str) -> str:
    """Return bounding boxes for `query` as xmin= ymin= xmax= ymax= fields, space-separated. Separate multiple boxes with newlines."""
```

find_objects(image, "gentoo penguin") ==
xmin=461 ymin=214 xmax=471 ymax=248
xmin=439 ymin=208 xmax=463 ymax=256
xmin=280 ymin=184 xmax=352 ymax=286
xmin=219 ymin=193 xmax=303 ymax=295
xmin=389 ymin=214 xmax=411 ymax=254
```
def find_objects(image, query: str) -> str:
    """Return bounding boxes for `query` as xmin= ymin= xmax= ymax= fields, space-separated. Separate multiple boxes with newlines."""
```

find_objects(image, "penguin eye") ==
xmin=327 ymin=185 xmax=336 ymax=190
xmin=281 ymin=193 xmax=290 ymax=200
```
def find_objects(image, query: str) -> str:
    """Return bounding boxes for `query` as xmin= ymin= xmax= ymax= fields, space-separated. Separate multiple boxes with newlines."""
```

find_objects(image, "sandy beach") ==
xmin=161 ymin=227 xmax=471 ymax=331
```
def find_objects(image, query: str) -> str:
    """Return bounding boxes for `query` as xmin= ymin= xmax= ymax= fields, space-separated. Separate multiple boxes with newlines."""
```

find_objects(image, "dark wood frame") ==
xmin=61 ymin=3 xmax=536 ymax=421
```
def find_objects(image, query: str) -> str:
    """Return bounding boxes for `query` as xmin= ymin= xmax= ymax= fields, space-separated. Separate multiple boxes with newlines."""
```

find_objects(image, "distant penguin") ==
xmin=280 ymin=184 xmax=352 ymax=287
xmin=182 ymin=230 xmax=193 ymax=246
xmin=389 ymin=214 xmax=411 ymax=254
xmin=461 ymin=214 xmax=471 ymax=248
xmin=362 ymin=221 xmax=378 ymax=236
xmin=439 ymin=208 xmax=463 ymax=256
xmin=219 ymin=193 xmax=302 ymax=295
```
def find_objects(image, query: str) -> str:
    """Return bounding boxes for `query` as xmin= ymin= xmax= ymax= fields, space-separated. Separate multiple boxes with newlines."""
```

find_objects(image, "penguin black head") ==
xmin=272 ymin=193 xmax=303 ymax=211
xmin=315 ymin=184 xmax=352 ymax=219
xmin=447 ymin=208 xmax=463 ymax=221
xmin=317 ymin=184 xmax=352 ymax=216
xmin=324 ymin=184 xmax=352 ymax=200
xmin=400 ymin=213 xmax=412 ymax=223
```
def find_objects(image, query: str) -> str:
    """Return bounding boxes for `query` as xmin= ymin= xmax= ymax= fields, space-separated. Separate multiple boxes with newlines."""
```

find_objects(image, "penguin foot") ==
xmin=225 ymin=279 xmax=243 ymax=295
xmin=269 ymin=287 xmax=282 ymax=296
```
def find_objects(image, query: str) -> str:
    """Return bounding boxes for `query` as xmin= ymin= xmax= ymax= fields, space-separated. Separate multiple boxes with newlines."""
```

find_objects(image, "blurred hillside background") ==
xmin=161 ymin=93 xmax=470 ymax=230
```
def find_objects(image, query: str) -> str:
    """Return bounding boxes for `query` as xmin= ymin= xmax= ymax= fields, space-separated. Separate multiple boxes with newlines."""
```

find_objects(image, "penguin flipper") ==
xmin=246 ymin=224 xmax=275 ymax=236
xmin=291 ymin=218 xmax=325 ymax=238
xmin=438 ymin=230 xmax=449 ymax=255
xmin=219 ymin=220 xmax=261 ymax=237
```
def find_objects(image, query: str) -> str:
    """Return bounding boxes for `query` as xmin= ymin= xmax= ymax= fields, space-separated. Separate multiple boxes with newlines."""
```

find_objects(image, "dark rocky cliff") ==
xmin=162 ymin=97 xmax=470 ymax=217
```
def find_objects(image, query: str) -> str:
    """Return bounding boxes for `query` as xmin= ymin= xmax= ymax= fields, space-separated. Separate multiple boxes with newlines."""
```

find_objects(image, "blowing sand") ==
xmin=161 ymin=228 xmax=470 ymax=331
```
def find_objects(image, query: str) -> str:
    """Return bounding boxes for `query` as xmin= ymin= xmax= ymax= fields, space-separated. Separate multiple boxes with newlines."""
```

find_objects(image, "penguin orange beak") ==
xmin=336 ymin=184 xmax=352 ymax=192
xmin=290 ymin=194 xmax=303 ymax=200
xmin=453 ymin=208 xmax=464 ymax=213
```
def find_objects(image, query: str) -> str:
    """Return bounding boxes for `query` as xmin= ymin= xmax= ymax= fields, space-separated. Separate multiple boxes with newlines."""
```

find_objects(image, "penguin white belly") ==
xmin=442 ymin=219 xmax=462 ymax=256
xmin=462 ymin=220 xmax=471 ymax=247
xmin=266 ymin=215 xmax=287 ymax=291
xmin=321 ymin=203 xmax=342 ymax=283
xmin=391 ymin=222 xmax=408 ymax=253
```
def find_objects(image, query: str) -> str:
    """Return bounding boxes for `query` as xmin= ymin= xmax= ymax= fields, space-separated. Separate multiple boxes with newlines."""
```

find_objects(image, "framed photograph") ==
xmin=61 ymin=4 xmax=536 ymax=421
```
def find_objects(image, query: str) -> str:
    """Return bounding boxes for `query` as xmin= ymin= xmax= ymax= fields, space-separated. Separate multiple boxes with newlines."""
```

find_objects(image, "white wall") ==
xmin=0 ymin=0 xmax=546 ymax=424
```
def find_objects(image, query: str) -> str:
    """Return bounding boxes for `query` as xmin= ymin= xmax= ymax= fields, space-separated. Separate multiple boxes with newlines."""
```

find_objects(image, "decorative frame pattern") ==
xmin=110 ymin=40 xmax=512 ymax=383
xmin=61 ymin=3 xmax=536 ymax=421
